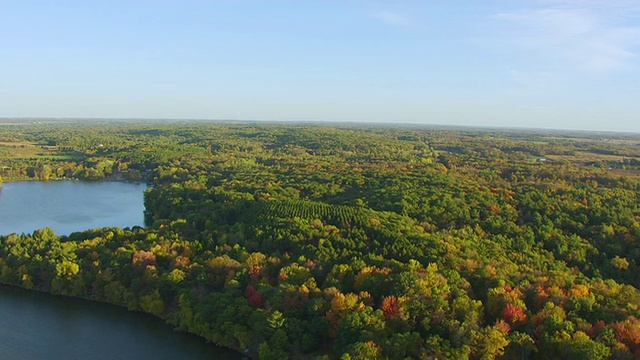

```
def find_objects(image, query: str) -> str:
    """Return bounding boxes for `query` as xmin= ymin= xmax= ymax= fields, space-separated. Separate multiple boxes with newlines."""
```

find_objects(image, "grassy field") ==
xmin=0 ymin=141 xmax=81 ymax=160
xmin=546 ymin=151 xmax=630 ymax=164
xmin=609 ymin=168 xmax=640 ymax=176
xmin=32 ymin=154 xmax=83 ymax=160
xmin=545 ymin=150 xmax=640 ymax=176
xmin=0 ymin=141 xmax=44 ymax=158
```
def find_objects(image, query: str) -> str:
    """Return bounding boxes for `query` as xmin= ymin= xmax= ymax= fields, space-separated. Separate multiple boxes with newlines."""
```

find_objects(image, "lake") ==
xmin=0 ymin=285 xmax=241 ymax=360
xmin=0 ymin=180 xmax=242 ymax=359
xmin=0 ymin=180 xmax=147 ymax=236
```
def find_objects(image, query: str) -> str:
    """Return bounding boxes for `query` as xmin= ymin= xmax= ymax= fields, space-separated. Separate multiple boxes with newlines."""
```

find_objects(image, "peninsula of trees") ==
xmin=1 ymin=120 xmax=640 ymax=359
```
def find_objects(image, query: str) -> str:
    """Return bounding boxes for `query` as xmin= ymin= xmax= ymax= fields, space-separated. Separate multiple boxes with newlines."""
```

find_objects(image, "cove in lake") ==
xmin=0 ymin=285 xmax=241 ymax=360
xmin=0 ymin=180 xmax=147 ymax=236
xmin=0 ymin=181 xmax=242 ymax=359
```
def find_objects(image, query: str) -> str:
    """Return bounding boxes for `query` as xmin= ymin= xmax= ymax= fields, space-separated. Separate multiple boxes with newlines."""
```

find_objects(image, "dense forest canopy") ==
xmin=1 ymin=120 xmax=640 ymax=359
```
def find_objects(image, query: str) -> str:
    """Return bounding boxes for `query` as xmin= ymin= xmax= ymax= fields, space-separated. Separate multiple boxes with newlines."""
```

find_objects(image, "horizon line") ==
xmin=0 ymin=116 xmax=638 ymax=135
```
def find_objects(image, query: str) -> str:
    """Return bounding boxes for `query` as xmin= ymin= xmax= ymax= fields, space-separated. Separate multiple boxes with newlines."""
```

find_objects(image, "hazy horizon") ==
xmin=1 ymin=1 xmax=639 ymax=132
xmin=5 ymin=116 xmax=640 ymax=135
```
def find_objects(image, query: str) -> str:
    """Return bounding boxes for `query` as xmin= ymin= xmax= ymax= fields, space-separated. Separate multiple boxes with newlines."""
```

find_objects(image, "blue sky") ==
xmin=1 ymin=1 xmax=639 ymax=132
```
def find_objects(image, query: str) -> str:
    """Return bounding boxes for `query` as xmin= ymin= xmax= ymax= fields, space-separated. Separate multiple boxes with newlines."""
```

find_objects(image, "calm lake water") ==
xmin=0 ymin=181 xmax=242 ymax=359
xmin=0 ymin=285 xmax=241 ymax=360
xmin=0 ymin=180 xmax=147 ymax=236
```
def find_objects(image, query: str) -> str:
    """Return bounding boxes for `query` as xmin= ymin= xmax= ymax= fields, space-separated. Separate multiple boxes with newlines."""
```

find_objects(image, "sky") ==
xmin=1 ymin=1 xmax=639 ymax=132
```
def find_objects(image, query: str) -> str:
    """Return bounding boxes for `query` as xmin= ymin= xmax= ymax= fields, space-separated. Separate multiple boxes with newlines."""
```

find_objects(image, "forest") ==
xmin=1 ymin=119 xmax=640 ymax=359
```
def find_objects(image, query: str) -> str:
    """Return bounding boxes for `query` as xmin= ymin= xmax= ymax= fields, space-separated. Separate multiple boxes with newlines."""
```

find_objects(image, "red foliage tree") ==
xmin=132 ymin=250 xmax=156 ymax=268
xmin=502 ymin=303 xmax=527 ymax=324
xmin=381 ymin=295 xmax=400 ymax=319
xmin=249 ymin=265 xmax=262 ymax=281
xmin=495 ymin=319 xmax=511 ymax=334
xmin=245 ymin=285 xmax=264 ymax=308
xmin=612 ymin=317 xmax=640 ymax=353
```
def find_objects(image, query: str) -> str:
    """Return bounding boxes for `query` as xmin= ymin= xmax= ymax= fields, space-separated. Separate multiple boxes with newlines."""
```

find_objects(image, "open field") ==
xmin=609 ymin=168 xmax=640 ymax=176
xmin=0 ymin=141 xmax=45 ymax=158
xmin=0 ymin=141 xmax=38 ymax=146
xmin=0 ymin=141 xmax=81 ymax=160
xmin=546 ymin=151 xmax=633 ymax=164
